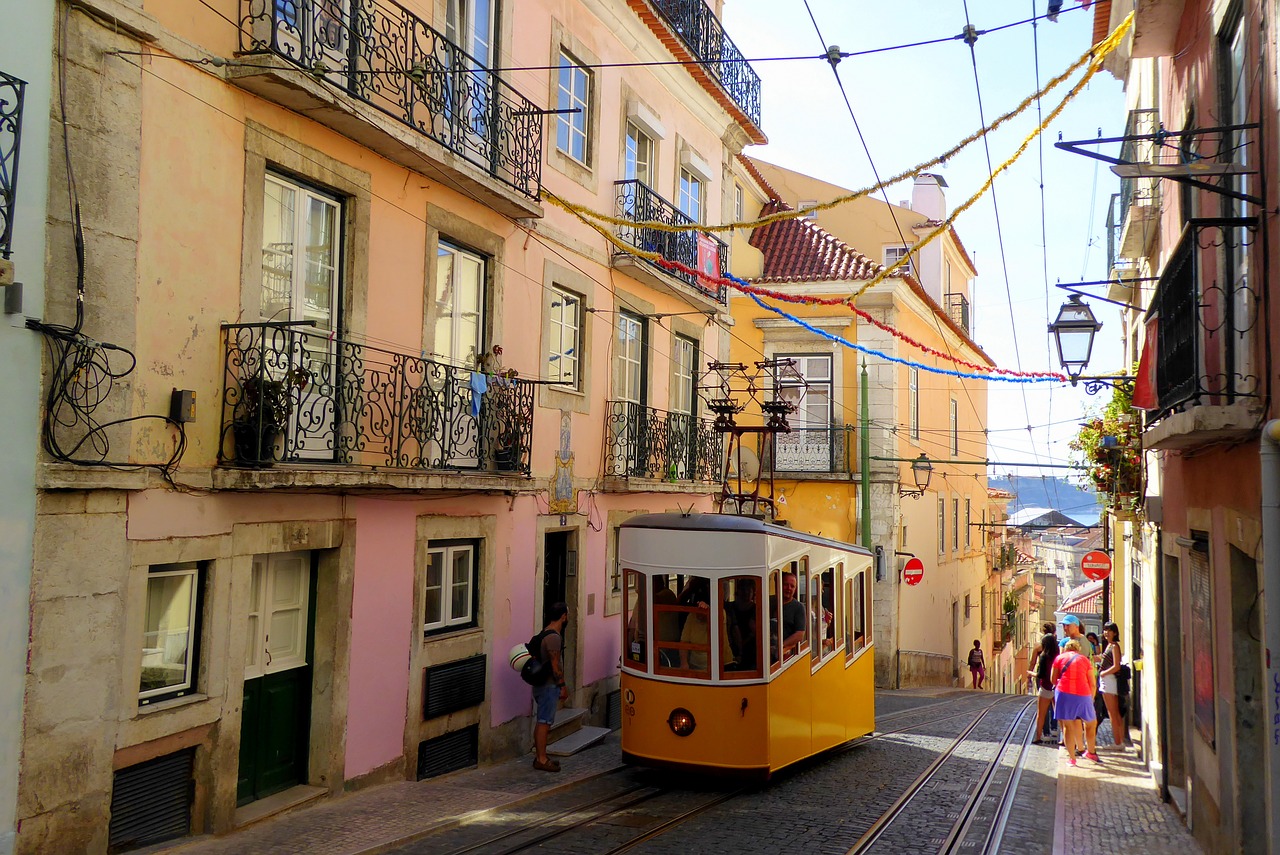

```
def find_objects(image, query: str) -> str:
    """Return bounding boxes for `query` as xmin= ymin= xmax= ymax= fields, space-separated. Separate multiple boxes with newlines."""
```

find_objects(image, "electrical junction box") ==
xmin=169 ymin=389 xmax=197 ymax=423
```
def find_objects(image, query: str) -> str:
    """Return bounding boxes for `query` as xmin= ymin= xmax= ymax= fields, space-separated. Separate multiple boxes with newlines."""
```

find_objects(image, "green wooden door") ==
xmin=237 ymin=552 xmax=314 ymax=806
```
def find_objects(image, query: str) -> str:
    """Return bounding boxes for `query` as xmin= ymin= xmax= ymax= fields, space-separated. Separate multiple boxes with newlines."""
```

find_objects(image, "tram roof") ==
xmin=619 ymin=513 xmax=872 ymax=557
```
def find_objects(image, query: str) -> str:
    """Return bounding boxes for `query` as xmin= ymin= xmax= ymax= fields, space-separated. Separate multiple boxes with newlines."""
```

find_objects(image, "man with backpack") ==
xmin=531 ymin=602 xmax=570 ymax=772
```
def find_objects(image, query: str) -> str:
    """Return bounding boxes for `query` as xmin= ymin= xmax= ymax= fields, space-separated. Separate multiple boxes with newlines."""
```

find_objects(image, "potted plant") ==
xmin=1068 ymin=382 xmax=1143 ymax=508
xmin=232 ymin=367 xmax=309 ymax=465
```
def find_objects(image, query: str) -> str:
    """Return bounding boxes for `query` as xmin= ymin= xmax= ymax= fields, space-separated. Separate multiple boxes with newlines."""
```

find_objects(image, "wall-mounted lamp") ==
xmin=899 ymin=453 xmax=932 ymax=499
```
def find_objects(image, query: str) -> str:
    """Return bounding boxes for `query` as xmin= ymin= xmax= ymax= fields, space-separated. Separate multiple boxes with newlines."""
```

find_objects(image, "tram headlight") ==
xmin=667 ymin=707 xmax=696 ymax=737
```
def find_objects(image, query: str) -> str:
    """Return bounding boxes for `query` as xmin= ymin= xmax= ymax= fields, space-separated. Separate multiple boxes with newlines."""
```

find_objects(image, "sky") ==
xmin=723 ymin=0 xmax=1128 ymax=492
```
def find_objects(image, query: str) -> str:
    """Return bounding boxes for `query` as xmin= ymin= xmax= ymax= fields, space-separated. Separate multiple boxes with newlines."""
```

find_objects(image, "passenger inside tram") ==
xmin=723 ymin=577 xmax=758 ymax=671
xmin=652 ymin=574 xmax=681 ymax=667
xmin=781 ymin=571 xmax=807 ymax=658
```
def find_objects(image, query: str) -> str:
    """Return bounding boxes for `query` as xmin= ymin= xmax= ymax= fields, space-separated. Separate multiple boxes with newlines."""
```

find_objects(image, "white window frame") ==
xmin=798 ymin=199 xmax=818 ymax=221
xmin=614 ymin=311 xmax=645 ymax=405
xmin=672 ymin=335 xmax=697 ymax=416
xmin=261 ymin=173 xmax=342 ymax=330
xmin=556 ymin=52 xmax=590 ymax=164
xmin=908 ymin=367 xmax=920 ymax=440
xmin=884 ymin=245 xmax=917 ymax=278
xmin=139 ymin=562 xmax=201 ymax=704
xmin=624 ymin=122 xmax=654 ymax=186
xmin=678 ymin=168 xmax=703 ymax=222
xmin=952 ymin=498 xmax=960 ymax=551
xmin=964 ymin=497 xmax=972 ymax=548
xmin=424 ymin=542 xmax=477 ymax=634
xmin=938 ymin=497 xmax=946 ymax=555
xmin=434 ymin=240 xmax=487 ymax=368
xmin=244 ymin=551 xmax=310 ymax=680
xmin=734 ymin=183 xmax=744 ymax=221
xmin=548 ymin=286 xmax=581 ymax=390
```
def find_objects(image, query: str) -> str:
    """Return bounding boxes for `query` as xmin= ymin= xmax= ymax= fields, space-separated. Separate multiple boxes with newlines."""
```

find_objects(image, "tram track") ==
xmin=845 ymin=697 xmax=1037 ymax=855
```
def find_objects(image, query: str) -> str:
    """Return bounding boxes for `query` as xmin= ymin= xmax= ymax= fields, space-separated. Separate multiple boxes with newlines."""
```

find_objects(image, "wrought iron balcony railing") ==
xmin=605 ymin=400 xmax=722 ymax=482
xmin=0 ymin=70 xmax=26 ymax=260
xmin=649 ymin=0 xmax=761 ymax=127
xmin=763 ymin=425 xmax=856 ymax=475
xmin=1118 ymin=108 xmax=1158 ymax=216
xmin=1148 ymin=221 xmax=1260 ymax=419
xmin=945 ymin=293 xmax=970 ymax=335
xmin=614 ymin=179 xmax=728 ymax=303
xmin=241 ymin=0 xmax=541 ymax=197
xmin=220 ymin=321 xmax=533 ymax=474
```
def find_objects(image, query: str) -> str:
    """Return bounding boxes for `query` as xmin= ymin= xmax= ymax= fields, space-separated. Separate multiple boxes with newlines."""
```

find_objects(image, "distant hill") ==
xmin=988 ymin=475 xmax=1100 ymax=526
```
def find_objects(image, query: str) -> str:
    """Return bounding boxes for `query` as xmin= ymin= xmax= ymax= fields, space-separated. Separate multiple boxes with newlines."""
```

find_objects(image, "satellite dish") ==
xmin=726 ymin=445 xmax=761 ymax=481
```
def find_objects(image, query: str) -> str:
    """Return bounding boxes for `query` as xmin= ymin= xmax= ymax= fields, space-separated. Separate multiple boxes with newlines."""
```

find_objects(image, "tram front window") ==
xmin=624 ymin=569 xmax=647 ymax=668
xmin=721 ymin=576 xmax=761 ymax=678
xmin=652 ymin=574 xmax=682 ymax=669
xmin=677 ymin=576 xmax=713 ymax=674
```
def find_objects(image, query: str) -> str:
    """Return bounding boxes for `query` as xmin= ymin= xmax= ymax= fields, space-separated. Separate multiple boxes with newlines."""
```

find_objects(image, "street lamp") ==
xmin=900 ymin=453 xmax=932 ymax=499
xmin=1048 ymin=296 xmax=1135 ymax=395
xmin=1048 ymin=295 xmax=1102 ymax=383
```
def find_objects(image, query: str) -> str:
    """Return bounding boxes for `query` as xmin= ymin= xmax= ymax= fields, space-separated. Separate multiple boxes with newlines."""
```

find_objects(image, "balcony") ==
xmin=604 ymin=400 xmax=722 ymax=485
xmin=613 ymin=179 xmax=728 ymax=307
xmin=1115 ymin=109 xmax=1159 ymax=260
xmin=763 ymin=425 xmax=856 ymax=476
xmin=219 ymin=322 xmax=533 ymax=479
xmin=945 ymin=293 xmax=970 ymax=336
xmin=1143 ymin=222 xmax=1262 ymax=450
xmin=1 ymin=70 xmax=26 ymax=263
xmin=237 ymin=0 xmax=542 ymax=215
xmin=647 ymin=0 xmax=762 ymax=129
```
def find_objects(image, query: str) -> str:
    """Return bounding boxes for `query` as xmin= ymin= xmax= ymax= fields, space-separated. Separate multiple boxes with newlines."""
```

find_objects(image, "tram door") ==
xmin=543 ymin=530 xmax=577 ymax=690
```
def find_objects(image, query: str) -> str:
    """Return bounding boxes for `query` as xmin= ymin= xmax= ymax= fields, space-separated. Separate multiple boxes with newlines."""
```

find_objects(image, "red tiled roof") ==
xmin=736 ymin=154 xmax=782 ymax=202
xmin=748 ymin=199 xmax=883 ymax=283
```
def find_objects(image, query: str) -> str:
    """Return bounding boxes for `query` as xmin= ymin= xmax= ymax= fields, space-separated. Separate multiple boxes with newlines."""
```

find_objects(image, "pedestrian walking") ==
xmin=1060 ymin=615 xmax=1098 ymax=753
xmin=967 ymin=639 xmax=986 ymax=689
xmin=1097 ymin=621 xmax=1127 ymax=748
xmin=531 ymin=602 xmax=570 ymax=772
xmin=1051 ymin=637 xmax=1100 ymax=766
xmin=1027 ymin=622 xmax=1059 ymax=742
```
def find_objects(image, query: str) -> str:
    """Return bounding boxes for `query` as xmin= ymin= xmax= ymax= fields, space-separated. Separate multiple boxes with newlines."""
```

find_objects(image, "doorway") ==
xmin=543 ymin=530 xmax=577 ymax=690
xmin=237 ymin=551 xmax=316 ymax=805
xmin=1162 ymin=552 xmax=1188 ymax=811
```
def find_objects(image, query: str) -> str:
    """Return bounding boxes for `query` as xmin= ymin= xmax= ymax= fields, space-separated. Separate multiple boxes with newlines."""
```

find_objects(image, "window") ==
xmin=672 ymin=336 xmax=697 ymax=416
xmin=964 ymin=497 xmax=971 ymax=548
xmin=624 ymin=569 xmax=647 ymax=669
xmin=964 ymin=593 xmax=971 ymax=623
xmin=884 ymin=245 xmax=916 ymax=278
xmin=721 ymin=576 xmax=762 ymax=679
xmin=938 ymin=498 xmax=946 ymax=554
xmin=908 ymin=367 xmax=919 ymax=440
xmin=981 ymin=588 xmax=988 ymax=630
xmin=139 ymin=562 xmax=202 ymax=704
xmin=734 ymin=183 xmax=744 ymax=220
xmin=261 ymin=173 xmax=341 ymax=330
xmin=424 ymin=541 xmax=478 ymax=634
xmin=556 ymin=52 xmax=590 ymax=163
xmin=678 ymin=168 xmax=702 ymax=222
xmin=811 ymin=564 xmax=837 ymax=661
xmin=798 ymin=199 xmax=818 ymax=221
xmin=1219 ymin=8 xmax=1253 ymax=389
xmin=613 ymin=311 xmax=645 ymax=404
xmin=777 ymin=355 xmax=832 ymax=428
xmin=435 ymin=241 xmax=486 ymax=368
xmin=952 ymin=498 xmax=960 ymax=551
xmin=844 ymin=565 xmax=869 ymax=661
xmin=547 ymin=286 xmax=581 ymax=389
xmin=949 ymin=398 xmax=959 ymax=455
xmin=624 ymin=122 xmax=654 ymax=185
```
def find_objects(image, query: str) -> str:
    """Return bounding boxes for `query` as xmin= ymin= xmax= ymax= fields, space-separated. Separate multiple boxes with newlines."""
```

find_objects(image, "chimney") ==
xmin=911 ymin=173 xmax=948 ymax=220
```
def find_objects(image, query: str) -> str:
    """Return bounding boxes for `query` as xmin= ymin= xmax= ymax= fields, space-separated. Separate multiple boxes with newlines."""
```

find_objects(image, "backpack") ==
xmin=519 ymin=629 xmax=556 ymax=686
xmin=1116 ymin=662 xmax=1132 ymax=695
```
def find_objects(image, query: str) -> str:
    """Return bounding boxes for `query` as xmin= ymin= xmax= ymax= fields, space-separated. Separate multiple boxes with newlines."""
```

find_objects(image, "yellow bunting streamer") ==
xmin=543 ymin=12 xmax=1133 ymax=239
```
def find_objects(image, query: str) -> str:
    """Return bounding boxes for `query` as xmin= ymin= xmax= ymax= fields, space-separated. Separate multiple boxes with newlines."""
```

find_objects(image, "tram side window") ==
xmin=768 ymin=570 xmax=781 ymax=671
xmin=675 ymin=575 xmax=714 ymax=675
xmin=624 ymin=569 xmax=647 ymax=668
xmin=843 ymin=570 xmax=854 ymax=657
xmin=845 ymin=568 xmax=867 ymax=655
xmin=781 ymin=560 xmax=808 ymax=662
xmin=721 ymin=576 xmax=761 ymax=678
xmin=810 ymin=564 xmax=836 ymax=659
xmin=651 ymin=574 xmax=682 ymax=669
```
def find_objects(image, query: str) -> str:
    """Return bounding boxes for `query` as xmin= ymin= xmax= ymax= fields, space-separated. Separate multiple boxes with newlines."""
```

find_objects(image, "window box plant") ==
xmin=232 ymin=367 xmax=309 ymax=466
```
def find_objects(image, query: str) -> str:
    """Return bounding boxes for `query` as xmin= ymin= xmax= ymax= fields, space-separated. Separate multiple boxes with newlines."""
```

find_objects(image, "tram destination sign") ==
xmin=903 ymin=557 xmax=925 ymax=586
xmin=1081 ymin=550 xmax=1112 ymax=581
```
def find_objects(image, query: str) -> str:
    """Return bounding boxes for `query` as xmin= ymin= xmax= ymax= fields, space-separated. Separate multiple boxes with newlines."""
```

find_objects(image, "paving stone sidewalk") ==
xmin=1053 ymin=726 xmax=1201 ymax=855
xmin=156 ymin=733 xmax=624 ymax=855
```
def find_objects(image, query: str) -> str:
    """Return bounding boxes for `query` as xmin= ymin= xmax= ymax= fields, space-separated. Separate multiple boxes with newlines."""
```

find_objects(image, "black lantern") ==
xmin=1048 ymin=295 xmax=1102 ymax=383
xmin=900 ymin=453 xmax=933 ymax=499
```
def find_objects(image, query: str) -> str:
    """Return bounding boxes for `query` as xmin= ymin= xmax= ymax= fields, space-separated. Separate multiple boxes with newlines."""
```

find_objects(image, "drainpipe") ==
xmin=1260 ymin=420 xmax=1280 ymax=855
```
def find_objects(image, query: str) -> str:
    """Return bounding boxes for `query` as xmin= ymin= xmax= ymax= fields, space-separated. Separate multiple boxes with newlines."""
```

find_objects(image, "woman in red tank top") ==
xmin=1051 ymin=638 xmax=1100 ymax=765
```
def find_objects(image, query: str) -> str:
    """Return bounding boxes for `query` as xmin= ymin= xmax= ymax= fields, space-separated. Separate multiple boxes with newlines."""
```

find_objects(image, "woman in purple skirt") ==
xmin=1051 ymin=638 xmax=1099 ymax=765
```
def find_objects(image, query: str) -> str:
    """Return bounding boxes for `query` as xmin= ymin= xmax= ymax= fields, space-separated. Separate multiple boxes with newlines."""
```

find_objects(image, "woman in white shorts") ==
xmin=1097 ymin=622 xmax=1125 ymax=748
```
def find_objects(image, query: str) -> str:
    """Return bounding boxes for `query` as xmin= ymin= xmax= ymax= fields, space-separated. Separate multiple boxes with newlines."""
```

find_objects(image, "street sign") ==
xmin=903 ymin=557 xmax=925 ymax=586
xmin=1082 ymin=550 xmax=1113 ymax=581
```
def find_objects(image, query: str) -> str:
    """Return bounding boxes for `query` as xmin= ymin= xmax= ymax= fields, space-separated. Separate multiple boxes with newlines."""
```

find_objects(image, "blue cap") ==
xmin=1060 ymin=614 xmax=1082 ymax=626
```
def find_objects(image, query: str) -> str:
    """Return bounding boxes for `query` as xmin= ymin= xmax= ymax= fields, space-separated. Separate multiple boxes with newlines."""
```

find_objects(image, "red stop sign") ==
xmin=1082 ymin=550 xmax=1112 ymax=581
xmin=903 ymin=557 xmax=925 ymax=586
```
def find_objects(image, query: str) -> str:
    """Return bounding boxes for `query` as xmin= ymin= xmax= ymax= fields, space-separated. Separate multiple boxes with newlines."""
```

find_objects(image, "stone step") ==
xmin=548 ymin=706 xmax=588 ymax=742
xmin=547 ymin=725 xmax=611 ymax=757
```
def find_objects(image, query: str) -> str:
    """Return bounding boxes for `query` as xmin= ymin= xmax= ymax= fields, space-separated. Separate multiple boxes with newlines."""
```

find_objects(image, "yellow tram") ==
xmin=618 ymin=512 xmax=875 ymax=779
